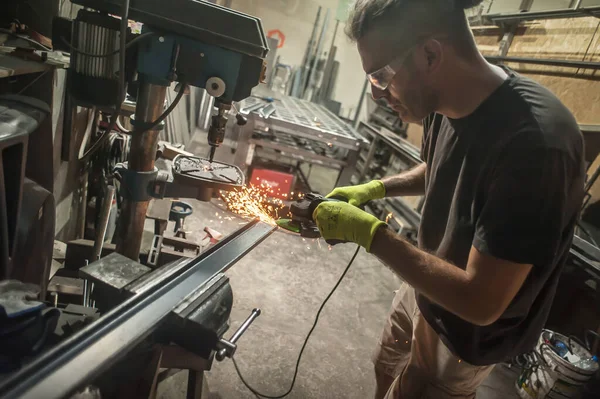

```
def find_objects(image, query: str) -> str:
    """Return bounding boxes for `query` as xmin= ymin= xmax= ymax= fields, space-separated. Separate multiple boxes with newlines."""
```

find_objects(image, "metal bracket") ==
xmin=114 ymin=162 xmax=159 ymax=201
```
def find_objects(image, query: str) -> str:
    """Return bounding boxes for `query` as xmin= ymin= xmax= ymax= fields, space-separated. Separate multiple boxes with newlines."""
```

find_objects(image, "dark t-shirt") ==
xmin=417 ymin=69 xmax=585 ymax=366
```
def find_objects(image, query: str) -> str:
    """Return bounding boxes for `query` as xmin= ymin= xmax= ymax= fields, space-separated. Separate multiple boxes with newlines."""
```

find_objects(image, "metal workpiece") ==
xmin=0 ymin=219 xmax=276 ymax=399
xmin=116 ymin=82 xmax=168 ymax=261
xmin=240 ymin=96 xmax=368 ymax=150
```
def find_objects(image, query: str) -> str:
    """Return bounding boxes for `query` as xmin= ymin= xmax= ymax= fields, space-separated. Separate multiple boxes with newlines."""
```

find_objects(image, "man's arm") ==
xmin=370 ymin=229 xmax=532 ymax=326
xmin=381 ymin=163 xmax=427 ymax=197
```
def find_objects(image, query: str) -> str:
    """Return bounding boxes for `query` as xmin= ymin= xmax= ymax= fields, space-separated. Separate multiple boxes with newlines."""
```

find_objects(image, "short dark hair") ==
xmin=346 ymin=0 xmax=483 ymax=53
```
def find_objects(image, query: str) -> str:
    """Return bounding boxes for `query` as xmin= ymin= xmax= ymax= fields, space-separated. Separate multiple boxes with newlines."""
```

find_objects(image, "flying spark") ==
xmin=386 ymin=212 xmax=394 ymax=223
xmin=221 ymin=183 xmax=285 ymax=225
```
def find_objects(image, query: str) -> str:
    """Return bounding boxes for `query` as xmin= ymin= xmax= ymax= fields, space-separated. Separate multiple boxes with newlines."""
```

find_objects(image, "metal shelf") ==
xmin=485 ymin=6 xmax=600 ymax=24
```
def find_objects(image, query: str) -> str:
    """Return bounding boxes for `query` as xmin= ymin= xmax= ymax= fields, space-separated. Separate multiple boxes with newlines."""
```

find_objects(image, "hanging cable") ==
xmin=233 ymin=245 xmax=361 ymax=398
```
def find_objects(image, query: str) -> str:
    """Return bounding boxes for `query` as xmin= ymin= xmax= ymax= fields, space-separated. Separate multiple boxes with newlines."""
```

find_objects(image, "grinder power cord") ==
xmin=233 ymin=245 xmax=361 ymax=399
xmin=233 ymin=183 xmax=391 ymax=397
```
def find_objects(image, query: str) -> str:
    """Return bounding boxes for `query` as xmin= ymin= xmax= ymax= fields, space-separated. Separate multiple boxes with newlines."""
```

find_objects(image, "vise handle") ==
xmin=216 ymin=308 xmax=261 ymax=361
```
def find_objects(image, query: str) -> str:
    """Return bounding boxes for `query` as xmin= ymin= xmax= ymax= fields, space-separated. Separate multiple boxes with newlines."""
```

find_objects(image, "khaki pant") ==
xmin=373 ymin=283 xmax=495 ymax=399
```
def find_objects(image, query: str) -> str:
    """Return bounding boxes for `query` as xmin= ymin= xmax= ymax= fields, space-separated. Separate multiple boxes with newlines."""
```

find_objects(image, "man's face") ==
xmin=357 ymin=33 xmax=438 ymax=123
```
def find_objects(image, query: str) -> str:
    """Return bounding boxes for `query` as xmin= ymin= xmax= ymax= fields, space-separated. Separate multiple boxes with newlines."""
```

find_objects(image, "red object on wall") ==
xmin=267 ymin=29 xmax=286 ymax=48
xmin=250 ymin=168 xmax=294 ymax=200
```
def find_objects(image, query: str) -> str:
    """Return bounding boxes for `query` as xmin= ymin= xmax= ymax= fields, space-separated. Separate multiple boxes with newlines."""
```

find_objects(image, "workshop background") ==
xmin=1 ymin=0 xmax=600 ymax=398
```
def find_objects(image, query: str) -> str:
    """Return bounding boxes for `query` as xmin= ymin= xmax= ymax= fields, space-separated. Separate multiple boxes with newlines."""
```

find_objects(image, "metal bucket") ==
xmin=517 ymin=329 xmax=598 ymax=398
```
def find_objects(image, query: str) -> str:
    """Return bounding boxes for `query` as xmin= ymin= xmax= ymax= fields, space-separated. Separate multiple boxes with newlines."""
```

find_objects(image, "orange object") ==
xmin=267 ymin=29 xmax=285 ymax=48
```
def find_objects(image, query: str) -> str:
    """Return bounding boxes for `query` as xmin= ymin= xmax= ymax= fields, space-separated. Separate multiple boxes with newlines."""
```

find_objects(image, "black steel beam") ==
xmin=485 ymin=55 xmax=600 ymax=70
xmin=0 ymin=220 xmax=276 ymax=399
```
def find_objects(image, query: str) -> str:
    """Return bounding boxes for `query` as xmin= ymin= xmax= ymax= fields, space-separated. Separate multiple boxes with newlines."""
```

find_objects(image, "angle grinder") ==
xmin=277 ymin=193 xmax=347 ymax=240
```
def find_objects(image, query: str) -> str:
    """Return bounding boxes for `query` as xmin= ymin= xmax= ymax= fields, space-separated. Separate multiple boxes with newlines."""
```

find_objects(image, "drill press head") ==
xmin=67 ymin=0 xmax=268 ymax=161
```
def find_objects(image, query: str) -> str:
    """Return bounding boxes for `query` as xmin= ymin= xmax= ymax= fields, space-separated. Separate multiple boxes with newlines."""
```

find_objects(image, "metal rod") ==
xmin=304 ymin=8 xmax=330 ymax=101
xmin=92 ymin=185 xmax=115 ymax=260
xmin=230 ymin=308 xmax=261 ymax=344
xmin=296 ymin=7 xmax=322 ymax=98
xmin=82 ymin=279 xmax=89 ymax=307
xmin=353 ymin=78 xmax=369 ymax=128
xmin=0 ymin=220 xmax=276 ymax=399
xmin=116 ymin=82 xmax=168 ymax=260
xmin=485 ymin=55 xmax=600 ymax=70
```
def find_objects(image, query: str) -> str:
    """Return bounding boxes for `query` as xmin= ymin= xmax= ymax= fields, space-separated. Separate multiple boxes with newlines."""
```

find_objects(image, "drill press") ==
xmin=59 ymin=0 xmax=268 ymax=260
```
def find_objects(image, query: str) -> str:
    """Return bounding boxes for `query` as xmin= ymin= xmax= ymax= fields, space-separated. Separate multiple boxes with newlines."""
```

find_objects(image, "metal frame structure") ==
xmin=355 ymin=122 xmax=421 ymax=184
xmin=0 ymin=220 xmax=275 ymax=399
xmin=235 ymin=96 xmax=368 ymax=187
xmin=485 ymin=5 xmax=600 ymax=24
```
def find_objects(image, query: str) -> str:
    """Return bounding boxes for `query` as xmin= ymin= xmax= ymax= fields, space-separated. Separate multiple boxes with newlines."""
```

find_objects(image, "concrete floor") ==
xmin=155 ymin=132 xmax=520 ymax=398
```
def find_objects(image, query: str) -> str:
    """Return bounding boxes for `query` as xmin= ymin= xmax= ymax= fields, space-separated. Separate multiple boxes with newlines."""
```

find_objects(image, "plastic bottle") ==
xmin=551 ymin=340 xmax=570 ymax=358
xmin=573 ymin=355 xmax=598 ymax=371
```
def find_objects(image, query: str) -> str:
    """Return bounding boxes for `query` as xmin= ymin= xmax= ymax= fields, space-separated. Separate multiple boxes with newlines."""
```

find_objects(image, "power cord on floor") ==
xmin=232 ymin=244 xmax=362 ymax=398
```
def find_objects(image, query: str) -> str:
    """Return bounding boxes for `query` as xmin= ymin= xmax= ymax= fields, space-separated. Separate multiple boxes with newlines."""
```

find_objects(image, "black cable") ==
xmin=140 ymin=83 xmax=187 ymax=133
xmin=79 ymin=0 xmax=130 ymax=161
xmin=232 ymin=244 xmax=362 ymax=398
xmin=60 ymin=32 xmax=154 ymax=58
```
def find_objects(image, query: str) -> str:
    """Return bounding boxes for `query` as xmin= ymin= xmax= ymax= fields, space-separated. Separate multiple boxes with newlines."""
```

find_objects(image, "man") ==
xmin=313 ymin=0 xmax=585 ymax=398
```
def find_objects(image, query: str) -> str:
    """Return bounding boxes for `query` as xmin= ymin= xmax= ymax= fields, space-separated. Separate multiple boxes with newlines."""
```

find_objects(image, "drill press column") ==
xmin=116 ymin=82 xmax=168 ymax=260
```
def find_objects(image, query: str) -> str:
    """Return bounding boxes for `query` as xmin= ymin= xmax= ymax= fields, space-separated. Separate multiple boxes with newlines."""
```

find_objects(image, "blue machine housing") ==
xmin=137 ymin=30 xmax=253 ymax=103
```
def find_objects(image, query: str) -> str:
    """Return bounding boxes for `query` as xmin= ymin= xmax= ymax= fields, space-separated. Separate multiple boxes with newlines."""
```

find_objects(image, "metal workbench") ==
xmin=233 ymin=95 xmax=368 ymax=187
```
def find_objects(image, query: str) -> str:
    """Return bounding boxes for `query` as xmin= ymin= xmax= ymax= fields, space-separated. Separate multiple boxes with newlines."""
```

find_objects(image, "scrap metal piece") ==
xmin=79 ymin=253 xmax=151 ymax=293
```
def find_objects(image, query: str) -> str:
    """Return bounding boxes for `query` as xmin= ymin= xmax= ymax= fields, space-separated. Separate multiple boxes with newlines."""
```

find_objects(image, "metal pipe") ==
xmin=304 ymin=8 xmax=330 ymax=101
xmin=296 ymin=7 xmax=322 ymax=98
xmin=485 ymin=55 xmax=600 ymax=70
xmin=92 ymin=185 xmax=115 ymax=260
xmin=116 ymin=82 xmax=168 ymax=260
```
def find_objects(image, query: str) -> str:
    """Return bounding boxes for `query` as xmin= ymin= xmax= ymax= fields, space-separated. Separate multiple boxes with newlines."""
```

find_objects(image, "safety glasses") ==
xmin=367 ymin=49 xmax=413 ymax=91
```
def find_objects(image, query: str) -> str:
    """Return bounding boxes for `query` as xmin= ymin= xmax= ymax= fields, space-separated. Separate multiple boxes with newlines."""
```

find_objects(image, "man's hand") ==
xmin=313 ymin=201 xmax=387 ymax=252
xmin=326 ymin=180 xmax=386 ymax=207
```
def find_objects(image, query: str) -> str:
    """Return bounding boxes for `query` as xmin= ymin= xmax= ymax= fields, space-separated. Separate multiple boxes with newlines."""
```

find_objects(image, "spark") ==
xmin=328 ymin=245 xmax=332 ymax=251
xmin=221 ymin=183 xmax=285 ymax=226
xmin=385 ymin=212 xmax=394 ymax=223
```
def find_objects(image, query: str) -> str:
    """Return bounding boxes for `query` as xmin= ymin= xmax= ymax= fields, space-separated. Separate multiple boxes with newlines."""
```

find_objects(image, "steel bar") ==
xmin=116 ymin=82 xmax=168 ymax=260
xmin=92 ymin=185 xmax=115 ymax=260
xmin=485 ymin=55 xmax=600 ymax=70
xmin=0 ymin=220 xmax=276 ymax=399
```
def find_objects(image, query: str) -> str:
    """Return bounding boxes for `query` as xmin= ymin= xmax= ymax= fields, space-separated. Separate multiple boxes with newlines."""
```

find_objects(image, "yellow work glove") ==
xmin=326 ymin=180 xmax=386 ymax=207
xmin=313 ymin=201 xmax=387 ymax=252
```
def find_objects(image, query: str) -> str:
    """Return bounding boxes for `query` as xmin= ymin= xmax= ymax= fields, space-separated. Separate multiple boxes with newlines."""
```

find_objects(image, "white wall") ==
xmin=225 ymin=0 xmax=368 ymax=120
